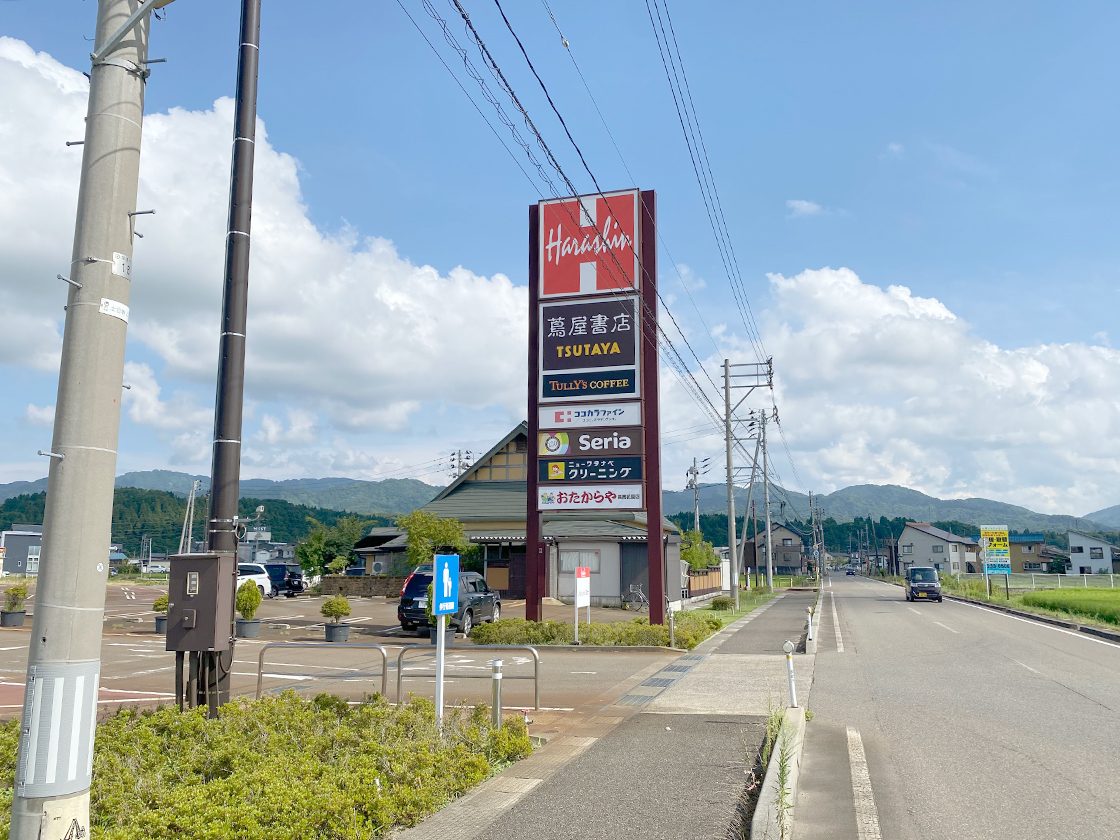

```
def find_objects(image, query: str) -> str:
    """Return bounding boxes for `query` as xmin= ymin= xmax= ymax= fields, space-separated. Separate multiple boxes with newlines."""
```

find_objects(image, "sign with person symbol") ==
xmin=433 ymin=554 xmax=459 ymax=615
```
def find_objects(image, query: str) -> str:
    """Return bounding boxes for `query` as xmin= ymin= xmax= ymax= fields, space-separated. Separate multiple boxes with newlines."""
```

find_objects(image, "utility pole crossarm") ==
xmin=90 ymin=0 xmax=174 ymax=64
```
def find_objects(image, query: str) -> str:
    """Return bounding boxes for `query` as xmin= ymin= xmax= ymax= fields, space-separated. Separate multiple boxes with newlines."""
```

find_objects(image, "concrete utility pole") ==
xmin=763 ymin=410 xmax=774 ymax=589
xmin=687 ymin=458 xmax=700 ymax=532
xmin=736 ymin=428 xmax=762 ymax=607
xmin=11 ymin=2 xmax=172 ymax=836
xmin=723 ymin=360 xmax=737 ymax=598
xmin=204 ymin=0 xmax=262 ymax=711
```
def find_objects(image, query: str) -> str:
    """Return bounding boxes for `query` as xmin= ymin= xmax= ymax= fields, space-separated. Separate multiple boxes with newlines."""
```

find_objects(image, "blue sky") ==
xmin=1 ymin=1 xmax=1119 ymax=513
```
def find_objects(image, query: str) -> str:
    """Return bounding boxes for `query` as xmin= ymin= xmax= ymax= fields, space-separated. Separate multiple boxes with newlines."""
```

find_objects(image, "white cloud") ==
xmin=0 ymin=39 xmax=527 ymax=450
xmin=122 ymin=362 xmax=211 ymax=431
xmin=785 ymin=199 xmax=824 ymax=218
xmin=24 ymin=404 xmax=55 ymax=427
xmin=885 ymin=142 xmax=904 ymax=159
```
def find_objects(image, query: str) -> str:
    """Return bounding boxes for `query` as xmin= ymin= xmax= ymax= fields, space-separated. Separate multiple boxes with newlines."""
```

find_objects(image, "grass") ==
xmin=702 ymin=590 xmax=777 ymax=628
xmin=1020 ymin=588 xmax=1120 ymax=626
xmin=0 ymin=692 xmax=530 ymax=840
xmin=470 ymin=612 xmax=722 ymax=650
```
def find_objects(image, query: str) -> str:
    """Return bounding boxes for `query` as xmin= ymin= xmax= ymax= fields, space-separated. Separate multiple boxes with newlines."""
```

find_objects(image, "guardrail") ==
xmin=255 ymin=642 xmax=389 ymax=700
xmin=395 ymin=644 xmax=540 ymax=709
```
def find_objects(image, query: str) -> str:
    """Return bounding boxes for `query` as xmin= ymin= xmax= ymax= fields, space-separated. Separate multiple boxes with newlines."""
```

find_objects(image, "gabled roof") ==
xmin=1067 ymin=529 xmax=1115 ymax=542
xmin=431 ymin=422 xmax=528 ymax=503
xmin=902 ymin=522 xmax=978 ymax=546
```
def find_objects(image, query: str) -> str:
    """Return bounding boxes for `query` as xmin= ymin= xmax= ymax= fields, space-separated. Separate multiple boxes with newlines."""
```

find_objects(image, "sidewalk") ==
xmin=394 ymin=590 xmax=818 ymax=840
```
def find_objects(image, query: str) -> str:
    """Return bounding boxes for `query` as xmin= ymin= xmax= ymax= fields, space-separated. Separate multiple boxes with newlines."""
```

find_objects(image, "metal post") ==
xmin=1005 ymin=573 xmax=1010 ymax=600
xmin=806 ymin=606 xmax=814 ymax=641
xmin=763 ymin=412 xmax=774 ymax=589
xmin=737 ymin=432 xmax=762 ymax=604
xmin=205 ymin=0 xmax=262 ymax=710
xmin=10 ymin=1 xmax=160 ymax=835
xmin=491 ymin=659 xmax=503 ymax=728
xmin=435 ymin=613 xmax=447 ymax=725
xmin=723 ymin=360 xmax=737 ymax=608
xmin=573 ymin=578 xmax=579 ymax=645
xmin=668 ymin=607 xmax=675 ymax=649
xmin=783 ymin=640 xmax=798 ymax=708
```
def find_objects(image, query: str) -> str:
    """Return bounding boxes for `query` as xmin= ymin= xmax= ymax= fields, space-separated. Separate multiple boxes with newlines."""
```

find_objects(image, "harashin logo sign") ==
xmin=539 ymin=191 xmax=640 ymax=297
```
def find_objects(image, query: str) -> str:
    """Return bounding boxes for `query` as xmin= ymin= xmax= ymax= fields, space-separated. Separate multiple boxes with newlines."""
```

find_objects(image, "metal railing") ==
xmin=395 ymin=644 xmax=540 ymax=709
xmin=255 ymin=642 xmax=389 ymax=700
xmin=956 ymin=572 xmax=1116 ymax=591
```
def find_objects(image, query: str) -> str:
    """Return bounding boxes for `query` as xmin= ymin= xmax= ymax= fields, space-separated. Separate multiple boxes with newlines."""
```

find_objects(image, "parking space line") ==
xmin=831 ymin=591 xmax=844 ymax=653
xmin=846 ymin=727 xmax=883 ymax=840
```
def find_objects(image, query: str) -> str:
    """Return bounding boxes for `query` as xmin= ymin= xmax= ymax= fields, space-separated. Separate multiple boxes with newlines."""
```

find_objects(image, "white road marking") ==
xmin=954 ymin=600 xmax=1120 ymax=650
xmin=933 ymin=621 xmax=959 ymax=634
xmin=908 ymin=607 xmax=921 ymax=615
xmin=831 ymin=592 xmax=844 ymax=653
xmin=1015 ymin=660 xmax=1040 ymax=674
xmin=846 ymin=727 xmax=883 ymax=840
xmin=570 ymin=671 xmax=597 ymax=674
xmin=0 ymin=646 xmax=27 ymax=651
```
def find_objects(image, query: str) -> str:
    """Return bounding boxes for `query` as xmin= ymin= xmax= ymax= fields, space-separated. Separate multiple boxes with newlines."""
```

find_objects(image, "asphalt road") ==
xmin=0 ymin=583 xmax=675 ymax=716
xmin=795 ymin=575 xmax=1120 ymax=839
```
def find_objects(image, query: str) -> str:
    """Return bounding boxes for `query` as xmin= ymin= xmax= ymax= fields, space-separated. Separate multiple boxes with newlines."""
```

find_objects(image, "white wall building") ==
xmin=897 ymin=523 xmax=979 ymax=574
xmin=1066 ymin=530 xmax=1118 ymax=575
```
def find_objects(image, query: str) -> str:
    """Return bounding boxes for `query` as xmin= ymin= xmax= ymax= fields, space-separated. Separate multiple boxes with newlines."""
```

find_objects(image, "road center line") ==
xmin=1015 ymin=660 xmax=1040 ymax=674
xmin=908 ymin=607 xmax=921 ymax=615
xmin=846 ymin=727 xmax=883 ymax=840
xmin=933 ymin=621 xmax=958 ymax=634
xmin=831 ymin=591 xmax=844 ymax=653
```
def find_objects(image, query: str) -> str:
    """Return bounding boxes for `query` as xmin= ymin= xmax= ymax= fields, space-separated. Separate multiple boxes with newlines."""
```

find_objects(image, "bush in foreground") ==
xmin=0 ymin=692 xmax=530 ymax=840
xmin=470 ymin=613 xmax=721 ymax=650
xmin=1021 ymin=588 xmax=1120 ymax=626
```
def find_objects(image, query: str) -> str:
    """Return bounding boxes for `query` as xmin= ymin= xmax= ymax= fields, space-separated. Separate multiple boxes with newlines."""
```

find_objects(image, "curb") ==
xmin=751 ymin=706 xmax=807 ymax=840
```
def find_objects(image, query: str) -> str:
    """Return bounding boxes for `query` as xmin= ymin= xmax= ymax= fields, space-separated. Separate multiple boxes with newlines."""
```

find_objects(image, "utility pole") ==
xmin=762 ymin=409 xmax=774 ymax=589
xmin=11 ymin=1 xmax=172 ymax=835
xmin=736 ymin=426 xmax=761 ymax=607
xmin=686 ymin=458 xmax=701 ymax=532
xmin=723 ymin=360 xmax=737 ymax=602
xmin=204 ymin=0 xmax=262 ymax=712
xmin=178 ymin=479 xmax=201 ymax=554
xmin=751 ymin=499 xmax=759 ymax=588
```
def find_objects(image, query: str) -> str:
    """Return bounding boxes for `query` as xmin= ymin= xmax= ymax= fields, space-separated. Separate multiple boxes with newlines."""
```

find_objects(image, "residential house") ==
xmin=1 ymin=524 xmax=42 ymax=576
xmin=742 ymin=523 xmax=806 ymax=577
xmin=1066 ymin=530 xmax=1119 ymax=575
xmin=353 ymin=423 xmax=684 ymax=607
xmin=897 ymin=523 xmax=978 ymax=574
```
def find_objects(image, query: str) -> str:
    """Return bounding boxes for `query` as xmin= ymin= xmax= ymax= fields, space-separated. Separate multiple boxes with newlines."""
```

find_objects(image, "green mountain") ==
xmin=663 ymin=482 xmax=1114 ymax=533
xmin=1084 ymin=504 xmax=1120 ymax=529
xmin=0 ymin=489 xmax=391 ymax=557
xmin=0 ymin=471 xmax=442 ymax=516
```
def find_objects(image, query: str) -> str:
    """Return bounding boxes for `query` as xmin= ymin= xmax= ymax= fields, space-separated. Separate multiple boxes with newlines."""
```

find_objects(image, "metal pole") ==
xmin=806 ymin=606 xmax=814 ymax=641
xmin=10 ymin=1 xmax=159 ymax=834
xmin=435 ymin=613 xmax=447 ymax=725
xmin=668 ymin=607 xmax=675 ymax=649
xmin=491 ymin=659 xmax=503 ymax=728
xmin=690 ymin=457 xmax=700 ymax=532
xmin=205 ymin=0 xmax=262 ymax=710
xmin=573 ymin=574 xmax=579 ymax=645
xmin=736 ymin=431 xmax=762 ymax=605
xmin=763 ymin=412 xmax=774 ymax=589
xmin=784 ymin=640 xmax=798 ymax=708
xmin=723 ymin=360 xmax=737 ymax=604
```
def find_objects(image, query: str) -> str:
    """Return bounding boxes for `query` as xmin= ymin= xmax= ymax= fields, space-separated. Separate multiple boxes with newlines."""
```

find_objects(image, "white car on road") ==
xmin=237 ymin=563 xmax=272 ymax=597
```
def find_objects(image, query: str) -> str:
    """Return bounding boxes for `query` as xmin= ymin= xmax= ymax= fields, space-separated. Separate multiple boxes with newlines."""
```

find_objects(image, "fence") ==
xmin=957 ymin=573 xmax=1116 ymax=593
xmin=687 ymin=566 xmax=722 ymax=597
xmin=396 ymin=644 xmax=540 ymax=709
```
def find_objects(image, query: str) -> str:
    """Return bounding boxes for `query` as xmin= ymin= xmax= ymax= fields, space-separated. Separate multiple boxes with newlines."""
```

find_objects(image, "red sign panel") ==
xmin=539 ymin=190 xmax=640 ymax=298
xmin=576 ymin=567 xmax=591 ymax=579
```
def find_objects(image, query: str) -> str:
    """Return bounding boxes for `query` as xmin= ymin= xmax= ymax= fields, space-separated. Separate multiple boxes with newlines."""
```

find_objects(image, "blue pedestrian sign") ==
xmin=433 ymin=555 xmax=459 ymax=615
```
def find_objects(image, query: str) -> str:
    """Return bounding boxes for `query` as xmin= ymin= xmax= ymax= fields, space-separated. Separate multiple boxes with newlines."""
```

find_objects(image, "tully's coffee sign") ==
xmin=539 ymin=427 xmax=643 ymax=456
xmin=541 ymin=370 xmax=636 ymax=400
xmin=539 ymin=456 xmax=642 ymax=482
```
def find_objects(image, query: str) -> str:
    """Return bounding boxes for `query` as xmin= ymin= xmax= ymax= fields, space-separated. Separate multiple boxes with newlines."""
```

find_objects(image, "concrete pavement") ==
xmin=795 ymin=574 xmax=1120 ymax=840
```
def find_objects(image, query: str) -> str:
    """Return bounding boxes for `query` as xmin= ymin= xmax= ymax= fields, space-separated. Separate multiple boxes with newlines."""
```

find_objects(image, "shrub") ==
xmin=710 ymin=596 xmax=734 ymax=611
xmin=320 ymin=595 xmax=351 ymax=624
xmin=152 ymin=594 xmax=169 ymax=614
xmin=325 ymin=556 xmax=350 ymax=575
xmin=235 ymin=579 xmax=262 ymax=621
xmin=3 ymin=582 xmax=29 ymax=612
xmin=471 ymin=613 xmax=722 ymax=650
xmin=0 ymin=692 xmax=532 ymax=840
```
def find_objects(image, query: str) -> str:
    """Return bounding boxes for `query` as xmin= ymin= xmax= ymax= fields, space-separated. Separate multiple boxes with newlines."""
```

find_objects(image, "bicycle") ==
xmin=622 ymin=583 xmax=648 ymax=611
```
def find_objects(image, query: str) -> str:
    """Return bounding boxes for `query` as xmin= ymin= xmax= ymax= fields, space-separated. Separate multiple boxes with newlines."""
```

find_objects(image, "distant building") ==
xmin=897 ymin=523 xmax=978 ymax=574
xmin=743 ymin=523 xmax=806 ymax=576
xmin=1 ymin=524 xmax=42 ymax=575
xmin=1066 ymin=530 xmax=1119 ymax=575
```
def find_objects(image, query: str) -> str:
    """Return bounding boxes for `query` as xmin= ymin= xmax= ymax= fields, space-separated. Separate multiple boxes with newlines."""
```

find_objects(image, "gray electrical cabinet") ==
xmin=166 ymin=552 xmax=235 ymax=652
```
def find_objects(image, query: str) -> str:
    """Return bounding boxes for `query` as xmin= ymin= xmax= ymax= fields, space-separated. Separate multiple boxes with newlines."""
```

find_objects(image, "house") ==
xmin=1 ymin=525 xmax=42 ymax=575
xmin=742 ymin=523 xmax=806 ymax=576
xmin=897 ymin=523 xmax=978 ymax=574
xmin=353 ymin=423 xmax=684 ymax=607
xmin=1066 ymin=530 xmax=1119 ymax=575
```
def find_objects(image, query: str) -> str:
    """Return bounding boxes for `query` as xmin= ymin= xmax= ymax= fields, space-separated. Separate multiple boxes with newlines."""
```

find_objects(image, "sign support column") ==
xmin=640 ymin=191 xmax=665 ymax=625
xmin=526 ymin=204 xmax=543 ymax=621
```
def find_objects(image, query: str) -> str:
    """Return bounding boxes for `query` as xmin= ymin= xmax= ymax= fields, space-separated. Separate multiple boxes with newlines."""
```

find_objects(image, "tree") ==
xmin=395 ymin=510 xmax=469 ymax=569
xmin=296 ymin=516 xmax=371 ymax=576
xmin=681 ymin=528 xmax=719 ymax=571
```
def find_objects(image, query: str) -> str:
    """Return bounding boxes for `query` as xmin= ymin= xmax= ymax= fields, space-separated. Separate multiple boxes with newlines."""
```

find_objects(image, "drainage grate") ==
xmin=615 ymin=693 xmax=656 ymax=706
xmin=663 ymin=664 xmax=692 ymax=673
xmin=680 ymin=654 xmax=706 ymax=661
xmin=642 ymin=677 xmax=675 ymax=688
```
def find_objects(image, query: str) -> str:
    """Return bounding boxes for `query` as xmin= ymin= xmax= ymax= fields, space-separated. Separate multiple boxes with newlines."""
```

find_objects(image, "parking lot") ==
xmin=0 ymin=582 xmax=677 ymax=717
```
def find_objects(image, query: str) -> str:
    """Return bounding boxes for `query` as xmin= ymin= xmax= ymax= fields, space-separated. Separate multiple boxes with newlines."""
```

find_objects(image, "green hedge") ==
xmin=1021 ymin=588 xmax=1120 ymax=626
xmin=470 ymin=613 xmax=722 ymax=650
xmin=0 ymin=692 xmax=530 ymax=840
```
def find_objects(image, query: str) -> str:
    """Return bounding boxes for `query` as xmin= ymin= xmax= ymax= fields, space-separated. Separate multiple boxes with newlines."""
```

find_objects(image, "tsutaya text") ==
xmin=538 ymin=402 xmax=641 ymax=428
xmin=538 ymin=484 xmax=644 ymax=511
